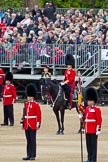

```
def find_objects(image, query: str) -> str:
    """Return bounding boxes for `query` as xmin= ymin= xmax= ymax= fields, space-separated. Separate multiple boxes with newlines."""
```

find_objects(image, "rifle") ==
xmin=77 ymin=71 xmax=84 ymax=162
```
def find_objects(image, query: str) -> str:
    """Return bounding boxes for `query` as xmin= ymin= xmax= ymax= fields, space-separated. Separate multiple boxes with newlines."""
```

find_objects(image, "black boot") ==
xmin=66 ymin=101 xmax=71 ymax=110
xmin=22 ymin=156 xmax=30 ymax=160
xmin=1 ymin=123 xmax=8 ymax=126
xmin=29 ymin=157 xmax=35 ymax=160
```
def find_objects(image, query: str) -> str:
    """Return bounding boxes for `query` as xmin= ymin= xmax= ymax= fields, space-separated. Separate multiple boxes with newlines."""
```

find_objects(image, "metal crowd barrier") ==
xmin=0 ymin=43 xmax=108 ymax=76
xmin=1 ymin=7 xmax=106 ymax=16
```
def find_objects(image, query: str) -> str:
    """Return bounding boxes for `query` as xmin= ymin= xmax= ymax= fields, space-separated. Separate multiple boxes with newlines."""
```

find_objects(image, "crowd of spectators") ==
xmin=0 ymin=3 xmax=108 ymax=66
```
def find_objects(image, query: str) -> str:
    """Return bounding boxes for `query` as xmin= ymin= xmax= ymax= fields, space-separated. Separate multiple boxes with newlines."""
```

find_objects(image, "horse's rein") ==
xmin=50 ymin=85 xmax=61 ymax=108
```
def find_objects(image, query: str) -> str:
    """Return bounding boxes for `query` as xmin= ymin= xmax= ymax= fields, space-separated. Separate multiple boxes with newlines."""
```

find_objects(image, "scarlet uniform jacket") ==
xmin=84 ymin=106 xmax=102 ymax=134
xmin=23 ymin=101 xmax=41 ymax=130
xmin=64 ymin=69 xmax=76 ymax=90
xmin=3 ymin=84 xmax=16 ymax=105
xmin=0 ymin=68 xmax=4 ymax=85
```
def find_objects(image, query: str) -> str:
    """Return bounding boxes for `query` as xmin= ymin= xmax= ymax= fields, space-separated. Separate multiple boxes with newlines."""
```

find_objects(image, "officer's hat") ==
xmin=26 ymin=83 xmax=37 ymax=97
xmin=65 ymin=54 xmax=75 ymax=68
xmin=5 ymin=71 xmax=13 ymax=82
xmin=44 ymin=65 xmax=49 ymax=69
xmin=85 ymin=87 xmax=98 ymax=103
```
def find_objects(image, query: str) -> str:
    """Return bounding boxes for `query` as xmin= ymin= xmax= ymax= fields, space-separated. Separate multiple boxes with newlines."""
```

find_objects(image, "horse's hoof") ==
xmin=60 ymin=132 xmax=64 ymax=135
xmin=56 ymin=131 xmax=60 ymax=135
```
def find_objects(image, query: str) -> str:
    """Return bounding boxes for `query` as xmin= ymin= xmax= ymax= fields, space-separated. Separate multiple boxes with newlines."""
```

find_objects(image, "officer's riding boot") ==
xmin=66 ymin=101 xmax=71 ymax=110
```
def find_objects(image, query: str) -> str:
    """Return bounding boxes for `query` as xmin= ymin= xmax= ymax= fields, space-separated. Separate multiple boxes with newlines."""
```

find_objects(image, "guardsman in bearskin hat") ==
xmin=61 ymin=54 xmax=76 ymax=110
xmin=1 ymin=71 xmax=16 ymax=126
xmin=0 ymin=68 xmax=5 ymax=101
xmin=83 ymin=87 xmax=102 ymax=162
xmin=21 ymin=83 xmax=41 ymax=161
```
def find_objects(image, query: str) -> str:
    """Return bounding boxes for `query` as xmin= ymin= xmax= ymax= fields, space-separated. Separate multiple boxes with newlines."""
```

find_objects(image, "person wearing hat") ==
xmin=21 ymin=83 xmax=41 ymax=161
xmin=0 ymin=68 xmax=5 ymax=101
xmin=1 ymin=71 xmax=16 ymax=126
xmin=41 ymin=65 xmax=51 ymax=80
xmin=61 ymin=54 xmax=76 ymax=109
xmin=41 ymin=65 xmax=51 ymax=104
xmin=83 ymin=87 xmax=102 ymax=162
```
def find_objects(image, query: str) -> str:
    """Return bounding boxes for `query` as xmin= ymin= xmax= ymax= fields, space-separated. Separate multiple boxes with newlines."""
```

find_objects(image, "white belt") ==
xmin=0 ymin=74 xmax=4 ymax=76
xmin=25 ymin=116 xmax=36 ymax=119
xmin=3 ymin=95 xmax=12 ymax=97
xmin=85 ymin=119 xmax=96 ymax=122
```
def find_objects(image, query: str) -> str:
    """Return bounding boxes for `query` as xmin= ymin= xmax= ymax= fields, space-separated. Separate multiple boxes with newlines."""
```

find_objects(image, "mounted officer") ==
xmin=41 ymin=65 xmax=51 ymax=104
xmin=41 ymin=65 xmax=51 ymax=82
xmin=61 ymin=54 xmax=76 ymax=110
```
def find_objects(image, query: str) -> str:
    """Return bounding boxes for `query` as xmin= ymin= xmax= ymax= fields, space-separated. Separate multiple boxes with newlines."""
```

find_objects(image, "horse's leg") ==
xmin=60 ymin=107 xmax=65 ymax=135
xmin=53 ymin=109 xmax=61 ymax=135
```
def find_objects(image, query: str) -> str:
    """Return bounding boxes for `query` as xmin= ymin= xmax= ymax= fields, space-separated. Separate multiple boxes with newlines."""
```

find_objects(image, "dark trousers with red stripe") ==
xmin=3 ymin=104 xmax=14 ymax=125
xmin=86 ymin=133 xmax=97 ymax=162
xmin=25 ymin=127 xmax=37 ymax=158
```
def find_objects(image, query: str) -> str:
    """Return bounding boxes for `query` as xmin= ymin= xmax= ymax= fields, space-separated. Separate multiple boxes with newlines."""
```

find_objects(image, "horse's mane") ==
xmin=48 ymin=80 xmax=60 ymax=95
xmin=51 ymin=79 xmax=59 ymax=85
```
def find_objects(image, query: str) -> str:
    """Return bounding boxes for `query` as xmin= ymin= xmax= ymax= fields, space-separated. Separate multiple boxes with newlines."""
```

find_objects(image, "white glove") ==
xmin=81 ymin=129 xmax=85 ymax=133
xmin=96 ymin=130 xmax=101 ymax=135
xmin=20 ymin=119 xmax=23 ymax=127
xmin=78 ymin=114 xmax=83 ymax=119
xmin=60 ymin=82 xmax=65 ymax=86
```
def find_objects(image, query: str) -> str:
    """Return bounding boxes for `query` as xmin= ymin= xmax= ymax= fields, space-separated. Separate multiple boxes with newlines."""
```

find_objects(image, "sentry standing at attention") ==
xmin=1 ymin=72 xmax=16 ymax=126
xmin=21 ymin=83 xmax=42 ymax=161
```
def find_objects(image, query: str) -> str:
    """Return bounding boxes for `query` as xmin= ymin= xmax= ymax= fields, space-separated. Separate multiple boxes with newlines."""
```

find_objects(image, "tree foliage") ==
xmin=0 ymin=0 xmax=108 ymax=9
xmin=39 ymin=0 xmax=108 ymax=8
xmin=0 ymin=0 xmax=23 ymax=8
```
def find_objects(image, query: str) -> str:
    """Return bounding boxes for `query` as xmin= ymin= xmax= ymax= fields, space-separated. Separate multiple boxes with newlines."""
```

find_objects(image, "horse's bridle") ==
xmin=50 ymin=85 xmax=61 ymax=108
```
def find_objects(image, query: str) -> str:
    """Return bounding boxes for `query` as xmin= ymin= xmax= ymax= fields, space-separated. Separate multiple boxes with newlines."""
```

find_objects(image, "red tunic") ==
xmin=64 ymin=68 xmax=76 ymax=106
xmin=23 ymin=101 xmax=41 ymax=130
xmin=3 ymin=84 xmax=16 ymax=105
xmin=0 ymin=68 xmax=4 ymax=85
xmin=84 ymin=106 xmax=102 ymax=134
xmin=64 ymin=69 xmax=76 ymax=91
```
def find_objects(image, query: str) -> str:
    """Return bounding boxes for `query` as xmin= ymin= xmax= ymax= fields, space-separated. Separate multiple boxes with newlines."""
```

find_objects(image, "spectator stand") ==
xmin=0 ymin=6 xmax=108 ymax=103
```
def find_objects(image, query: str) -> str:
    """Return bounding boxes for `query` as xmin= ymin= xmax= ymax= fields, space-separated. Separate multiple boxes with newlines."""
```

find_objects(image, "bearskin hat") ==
xmin=5 ymin=71 xmax=13 ymax=82
xmin=85 ymin=87 xmax=98 ymax=103
xmin=65 ymin=54 xmax=75 ymax=68
xmin=26 ymin=83 xmax=37 ymax=97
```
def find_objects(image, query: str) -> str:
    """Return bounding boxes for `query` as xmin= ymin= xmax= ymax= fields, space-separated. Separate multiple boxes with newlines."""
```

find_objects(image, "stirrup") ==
xmin=63 ymin=93 xmax=67 ymax=100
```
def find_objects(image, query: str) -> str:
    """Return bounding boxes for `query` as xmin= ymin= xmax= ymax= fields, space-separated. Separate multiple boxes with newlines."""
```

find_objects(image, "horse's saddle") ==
xmin=63 ymin=90 xmax=77 ymax=101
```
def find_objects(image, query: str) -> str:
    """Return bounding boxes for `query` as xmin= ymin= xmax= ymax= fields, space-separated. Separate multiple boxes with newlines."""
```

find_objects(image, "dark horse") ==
xmin=40 ymin=79 xmax=80 ymax=135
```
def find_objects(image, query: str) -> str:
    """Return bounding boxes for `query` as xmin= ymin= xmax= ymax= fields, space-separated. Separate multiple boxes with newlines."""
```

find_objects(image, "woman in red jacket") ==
xmin=21 ymin=83 xmax=42 ymax=161
xmin=83 ymin=87 xmax=102 ymax=162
